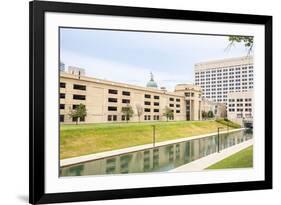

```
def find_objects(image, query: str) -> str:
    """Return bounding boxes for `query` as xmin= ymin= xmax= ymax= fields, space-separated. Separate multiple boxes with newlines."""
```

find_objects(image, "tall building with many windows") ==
xmin=227 ymin=90 xmax=254 ymax=124
xmin=194 ymin=56 xmax=253 ymax=103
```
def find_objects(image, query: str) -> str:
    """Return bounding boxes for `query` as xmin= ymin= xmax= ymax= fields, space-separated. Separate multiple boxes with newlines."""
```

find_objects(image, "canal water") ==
xmin=60 ymin=129 xmax=253 ymax=177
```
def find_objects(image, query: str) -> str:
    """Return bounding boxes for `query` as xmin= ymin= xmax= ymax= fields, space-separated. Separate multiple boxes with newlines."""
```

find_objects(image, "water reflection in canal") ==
xmin=60 ymin=129 xmax=253 ymax=177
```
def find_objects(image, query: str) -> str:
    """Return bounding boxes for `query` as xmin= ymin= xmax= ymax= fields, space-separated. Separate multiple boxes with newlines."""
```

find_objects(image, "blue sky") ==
xmin=60 ymin=28 xmax=249 ymax=91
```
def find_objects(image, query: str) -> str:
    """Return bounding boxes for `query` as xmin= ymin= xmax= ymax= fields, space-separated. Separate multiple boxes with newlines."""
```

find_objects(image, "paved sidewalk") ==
xmin=169 ymin=139 xmax=253 ymax=172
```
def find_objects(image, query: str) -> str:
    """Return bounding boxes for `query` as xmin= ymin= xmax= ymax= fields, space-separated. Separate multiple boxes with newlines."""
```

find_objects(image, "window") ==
xmin=176 ymin=104 xmax=180 ymax=108
xmin=108 ymin=98 xmax=117 ymax=103
xmin=169 ymin=104 xmax=174 ymax=107
xmin=169 ymin=97 xmax=174 ymax=101
xmin=237 ymin=113 xmax=243 ymax=118
xmin=144 ymin=94 xmax=151 ymax=98
xmin=122 ymin=99 xmax=130 ymax=104
xmin=72 ymin=104 xmax=79 ymax=109
xmin=108 ymin=106 xmax=117 ymax=111
xmin=60 ymin=82 xmax=66 ymax=88
xmin=122 ymin=91 xmax=130 ymax=96
xmin=176 ymin=98 xmax=180 ymax=102
xmin=59 ymin=115 xmax=64 ymax=122
xmin=191 ymin=93 xmax=194 ymax=97
xmin=113 ymin=115 xmax=117 ymax=121
xmin=122 ymin=115 xmax=126 ymax=121
xmin=176 ymin=110 xmax=180 ymax=113
xmin=72 ymin=117 xmax=78 ymax=122
xmin=154 ymin=109 xmax=159 ymax=112
xmin=73 ymin=94 xmax=86 ymax=100
xmin=154 ymin=102 xmax=159 ymax=106
xmin=144 ymin=115 xmax=151 ymax=120
xmin=108 ymin=115 xmax=118 ymax=121
xmin=154 ymin=96 xmax=160 ymax=99
xmin=108 ymin=89 xmax=118 ymax=94
xmin=144 ymin=108 xmax=151 ymax=112
xmin=60 ymin=93 xmax=65 ymax=99
xmin=60 ymin=104 xmax=65 ymax=109
xmin=144 ymin=101 xmax=151 ymax=105
xmin=73 ymin=84 xmax=86 ymax=90
xmin=80 ymin=116 xmax=85 ymax=122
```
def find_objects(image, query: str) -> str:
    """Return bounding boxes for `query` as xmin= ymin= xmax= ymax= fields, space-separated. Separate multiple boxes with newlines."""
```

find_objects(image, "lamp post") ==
xmin=152 ymin=125 xmax=156 ymax=147
xmin=217 ymin=127 xmax=224 ymax=153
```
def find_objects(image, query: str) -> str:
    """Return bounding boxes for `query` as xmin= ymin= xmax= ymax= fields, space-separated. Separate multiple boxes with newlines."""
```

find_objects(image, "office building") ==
xmin=194 ymin=56 xmax=253 ymax=103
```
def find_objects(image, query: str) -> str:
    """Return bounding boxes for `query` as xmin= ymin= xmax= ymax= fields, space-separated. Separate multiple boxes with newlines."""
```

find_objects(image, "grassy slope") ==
xmin=60 ymin=120 xmax=240 ymax=159
xmin=206 ymin=145 xmax=253 ymax=169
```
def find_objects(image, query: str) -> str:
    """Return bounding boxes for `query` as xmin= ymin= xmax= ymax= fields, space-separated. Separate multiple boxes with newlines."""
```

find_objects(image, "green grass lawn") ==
xmin=206 ymin=145 xmax=253 ymax=169
xmin=60 ymin=120 xmax=240 ymax=159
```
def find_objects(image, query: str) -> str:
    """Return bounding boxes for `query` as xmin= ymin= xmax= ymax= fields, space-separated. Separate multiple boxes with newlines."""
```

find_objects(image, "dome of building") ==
xmin=146 ymin=72 xmax=158 ymax=88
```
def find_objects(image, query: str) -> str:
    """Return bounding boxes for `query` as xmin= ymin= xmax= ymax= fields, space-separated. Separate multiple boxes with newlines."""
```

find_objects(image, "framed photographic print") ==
xmin=29 ymin=0 xmax=272 ymax=204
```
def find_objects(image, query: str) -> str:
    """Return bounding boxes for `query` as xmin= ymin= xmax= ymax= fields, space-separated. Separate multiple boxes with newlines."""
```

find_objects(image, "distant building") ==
xmin=201 ymin=100 xmax=227 ymax=119
xmin=59 ymin=62 xmax=65 ymax=72
xmin=194 ymin=56 xmax=253 ymax=103
xmin=60 ymin=72 xmax=202 ymax=124
xmin=68 ymin=66 xmax=86 ymax=76
xmin=227 ymin=90 xmax=253 ymax=125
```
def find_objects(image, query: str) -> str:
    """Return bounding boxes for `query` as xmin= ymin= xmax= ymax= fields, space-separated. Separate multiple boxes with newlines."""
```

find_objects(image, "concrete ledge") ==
xmin=61 ymin=128 xmax=245 ymax=167
xmin=169 ymin=139 xmax=253 ymax=172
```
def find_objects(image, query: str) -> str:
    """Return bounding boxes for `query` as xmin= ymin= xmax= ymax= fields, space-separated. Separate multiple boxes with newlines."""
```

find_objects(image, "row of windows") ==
xmin=144 ymin=115 xmax=160 ymax=121
xmin=108 ymin=89 xmax=131 ymax=96
xmin=144 ymin=94 xmax=160 ymax=99
xmin=229 ymin=98 xmax=252 ymax=102
xmin=169 ymin=98 xmax=180 ymax=102
xmin=228 ymin=108 xmax=252 ymax=112
xmin=60 ymin=93 xmax=86 ymax=100
xmin=60 ymin=104 xmax=85 ymax=110
xmin=195 ymin=70 xmax=254 ymax=76
xmin=60 ymin=82 xmax=86 ymax=91
xmin=195 ymin=76 xmax=254 ymax=82
xmin=195 ymin=66 xmax=253 ymax=75
xmin=108 ymin=98 xmax=131 ymax=104
xmin=196 ymin=77 xmax=254 ymax=83
xmin=59 ymin=115 xmax=85 ymax=122
xmin=144 ymin=108 xmax=159 ymax=113
xmin=169 ymin=104 xmax=180 ymax=108
xmin=144 ymin=101 xmax=160 ymax=106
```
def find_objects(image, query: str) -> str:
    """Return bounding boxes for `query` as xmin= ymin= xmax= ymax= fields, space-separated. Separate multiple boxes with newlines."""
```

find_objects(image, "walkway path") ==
xmin=169 ymin=138 xmax=253 ymax=172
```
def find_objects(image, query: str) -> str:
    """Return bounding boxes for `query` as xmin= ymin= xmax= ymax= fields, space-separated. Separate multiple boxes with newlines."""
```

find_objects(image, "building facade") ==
xmin=60 ymin=71 xmax=202 ymax=124
xmin=201 ymin=100 xmax=227 ymax=119
xmin=227 ymin=90 xmax=254 ymax=125
xmin=194 ymin=56 xmax=254 ymax=103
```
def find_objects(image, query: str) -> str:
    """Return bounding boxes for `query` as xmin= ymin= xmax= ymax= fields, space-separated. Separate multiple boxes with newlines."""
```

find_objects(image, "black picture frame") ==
xmin=29 ymin=0 xmax=272 ymax=204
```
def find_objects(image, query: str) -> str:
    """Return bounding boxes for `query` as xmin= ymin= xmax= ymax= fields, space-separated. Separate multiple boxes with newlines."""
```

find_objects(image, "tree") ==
xmin=207 ymin=110 xmax=214 ymax=119
xmin=135 ymin=104 xmax=143 ymax=122
xmin=163 ymin=106 xmax=174 ymax=122
xmin=227 ymin=36 xmax=254 ymax=54
xmin=202 ymin=110 xmax=208 ymax=120
xmin=69 ymin=103 xmax=87 ymax=125
xmin=121 ymin=104 xmax=134 ymax=123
